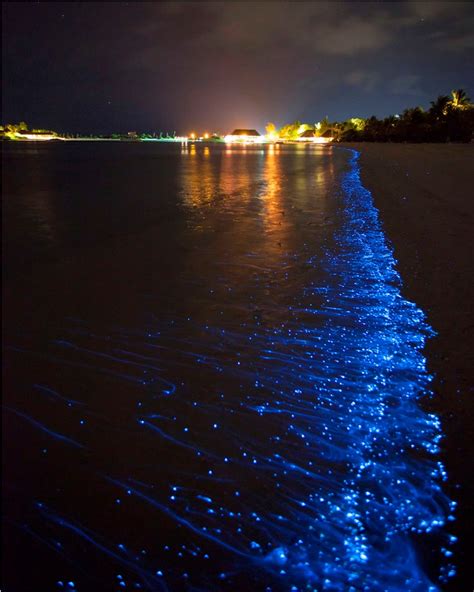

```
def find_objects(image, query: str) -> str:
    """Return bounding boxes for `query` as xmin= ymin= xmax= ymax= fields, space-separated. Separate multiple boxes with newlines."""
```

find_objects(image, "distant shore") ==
xmin=341 ymin=142 xmax=474 ymax=589
xmin=1 ymin=136 xmax=189 ymax=142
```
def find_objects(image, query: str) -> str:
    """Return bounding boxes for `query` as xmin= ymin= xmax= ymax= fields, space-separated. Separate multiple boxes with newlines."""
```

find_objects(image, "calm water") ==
xmin=2 ymin=142 xmax=455 ymax=591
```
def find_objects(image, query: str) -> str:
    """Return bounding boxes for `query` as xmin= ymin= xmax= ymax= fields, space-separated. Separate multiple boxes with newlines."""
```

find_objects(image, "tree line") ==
xmin=3 ymin=89 xmax=473 ymax=143
xmin=1 ymin=121 xmax=59 ymax=139
xmin=267 ymin=89 xmax=473 ymax=143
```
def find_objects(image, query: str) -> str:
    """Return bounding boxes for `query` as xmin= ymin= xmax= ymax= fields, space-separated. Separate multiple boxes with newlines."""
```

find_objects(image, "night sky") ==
xmin=2 ymin=1 xmax=474 ymax=134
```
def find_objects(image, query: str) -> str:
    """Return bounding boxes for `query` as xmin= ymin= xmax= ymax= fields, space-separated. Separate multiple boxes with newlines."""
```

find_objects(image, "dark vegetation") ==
xmin=339 ymin=89 xmax=473 ymax=143
xmin=273 ymin=89 xmax=474 ymax=143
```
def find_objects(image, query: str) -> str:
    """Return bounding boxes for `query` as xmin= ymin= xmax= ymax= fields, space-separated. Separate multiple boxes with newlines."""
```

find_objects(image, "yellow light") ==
xmin=13 ymin=132 xmax=61 ymax=141
xmin=190 ymin=133 xmax=196 ymax=140
xmin=204 ymin=133 xmax=209 ymax=139
xmin=313 ymin=136 xmax=333 ymax=144
xmin=224 ymin=133 xmax=265 ymax=144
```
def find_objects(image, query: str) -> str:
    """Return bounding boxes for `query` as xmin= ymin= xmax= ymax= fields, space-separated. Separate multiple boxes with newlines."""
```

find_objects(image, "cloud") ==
xmin=312 ymin=17 xmax=392 ymax=55
xmin=345 ymin=70 xmax=379 ymax=92
xmin=446 ymin=31 xmax=474 ymax=49
xmin=407 ymin=2 xmax=474 ymax=51
xmin=159 ymin=3 xmax=395 ymax=56
xmin=436 ymin=30 xmax=474 ymax=51
xmin=408 ymin=1 xmax=471 ymax=21
xmin=127 ymin=1 xmax=474 ymax=69
xmin=387 ymin=74 xmax=423 ymax=96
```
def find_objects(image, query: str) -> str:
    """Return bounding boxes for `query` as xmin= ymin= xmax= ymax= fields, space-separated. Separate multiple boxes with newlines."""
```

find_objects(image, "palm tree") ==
xmin=383 ymin=115 xmax=397 ymax=127
xmin=401 ymin=107 xmax=426 ymax=124
xmin=450 ymin=89 xmax=470 ymax=109
xmin=430 ymin=95 xmax=451 ymax=119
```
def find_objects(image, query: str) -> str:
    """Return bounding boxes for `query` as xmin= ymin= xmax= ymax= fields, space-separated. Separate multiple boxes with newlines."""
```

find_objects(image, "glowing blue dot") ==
xmin=250 ymin=541 xmax=261 ymax=549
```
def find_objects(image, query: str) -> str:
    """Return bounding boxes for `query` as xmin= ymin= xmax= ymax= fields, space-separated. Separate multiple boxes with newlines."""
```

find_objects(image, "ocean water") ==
xmin=2 ymin=142 xmax=455 ymax=591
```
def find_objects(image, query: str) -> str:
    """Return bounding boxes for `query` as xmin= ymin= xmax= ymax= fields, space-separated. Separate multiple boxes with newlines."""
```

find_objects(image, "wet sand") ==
xmin=345 ymin=143 xmax=474 ymax=589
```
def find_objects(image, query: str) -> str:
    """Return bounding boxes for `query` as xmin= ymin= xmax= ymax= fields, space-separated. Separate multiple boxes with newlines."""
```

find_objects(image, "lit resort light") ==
xmin=224 ymin=129 xmax=265 ymax=144
xmin=7 ymin=130 xmax=64 ymax=141
xmin=203 ymin=132 xmax=209 ymax=139
xmin=297 ymin=128 xmax=334 ymax=144
xmin=313 ymin=135 xmax=334 ymax=143
xmin=189 ymin=132 xmax=196 ymax=140
xmin=19 ymin=132 xmax=59 ymax=141
xmin=265 ymin=131 xmax=279 ymax=142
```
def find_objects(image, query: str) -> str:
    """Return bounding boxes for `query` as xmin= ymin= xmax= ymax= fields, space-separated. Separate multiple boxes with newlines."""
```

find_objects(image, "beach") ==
xmin=347 ymin=142 xmax=474 ymax=589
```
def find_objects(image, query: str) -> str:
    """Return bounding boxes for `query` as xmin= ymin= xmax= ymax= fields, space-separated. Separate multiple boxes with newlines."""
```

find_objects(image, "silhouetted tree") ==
xmin=429 ymin=95 xmax=450 ymax=119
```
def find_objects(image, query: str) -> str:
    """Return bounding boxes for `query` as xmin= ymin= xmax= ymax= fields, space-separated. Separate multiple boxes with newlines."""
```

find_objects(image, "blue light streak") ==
xmin=4 ymin=406 xmax=85 ymax=449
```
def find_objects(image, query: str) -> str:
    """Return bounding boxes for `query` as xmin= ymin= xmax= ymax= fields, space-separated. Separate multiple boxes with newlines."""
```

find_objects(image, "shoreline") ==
xmin=340 ymin=142 xmax=474 ymax=589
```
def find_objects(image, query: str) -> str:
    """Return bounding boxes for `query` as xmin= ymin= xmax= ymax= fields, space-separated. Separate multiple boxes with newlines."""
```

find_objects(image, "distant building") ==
xmin=297 ymin=129 xmax=316 ymax=142
xmin=297 ymin=128 xmax=334 ymax=144
xmin=320 ymin=129 xmax=335 ymax=141
xmin=224 ymin=129 xmax=262 ymax=143
xmin=127 ymin=131 xmax=138 ymax=139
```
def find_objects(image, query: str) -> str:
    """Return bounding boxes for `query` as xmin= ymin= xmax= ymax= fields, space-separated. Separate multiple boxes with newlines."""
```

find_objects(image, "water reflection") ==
xmin=2 ymin=153 xmax=60 ymax=252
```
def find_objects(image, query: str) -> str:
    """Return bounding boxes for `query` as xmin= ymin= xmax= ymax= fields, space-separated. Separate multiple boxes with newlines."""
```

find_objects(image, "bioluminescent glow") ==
xmin=3 ymin=148 xmax=454 ymax=591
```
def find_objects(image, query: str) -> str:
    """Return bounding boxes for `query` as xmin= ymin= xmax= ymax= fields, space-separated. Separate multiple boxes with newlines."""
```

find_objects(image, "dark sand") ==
xmin=346 ymin=143 xmax=474 ymax=589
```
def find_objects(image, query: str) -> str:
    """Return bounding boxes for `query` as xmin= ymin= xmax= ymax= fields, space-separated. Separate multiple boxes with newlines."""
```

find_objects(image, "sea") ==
xmin=2 ymin=141 xmax=456 ymax=591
